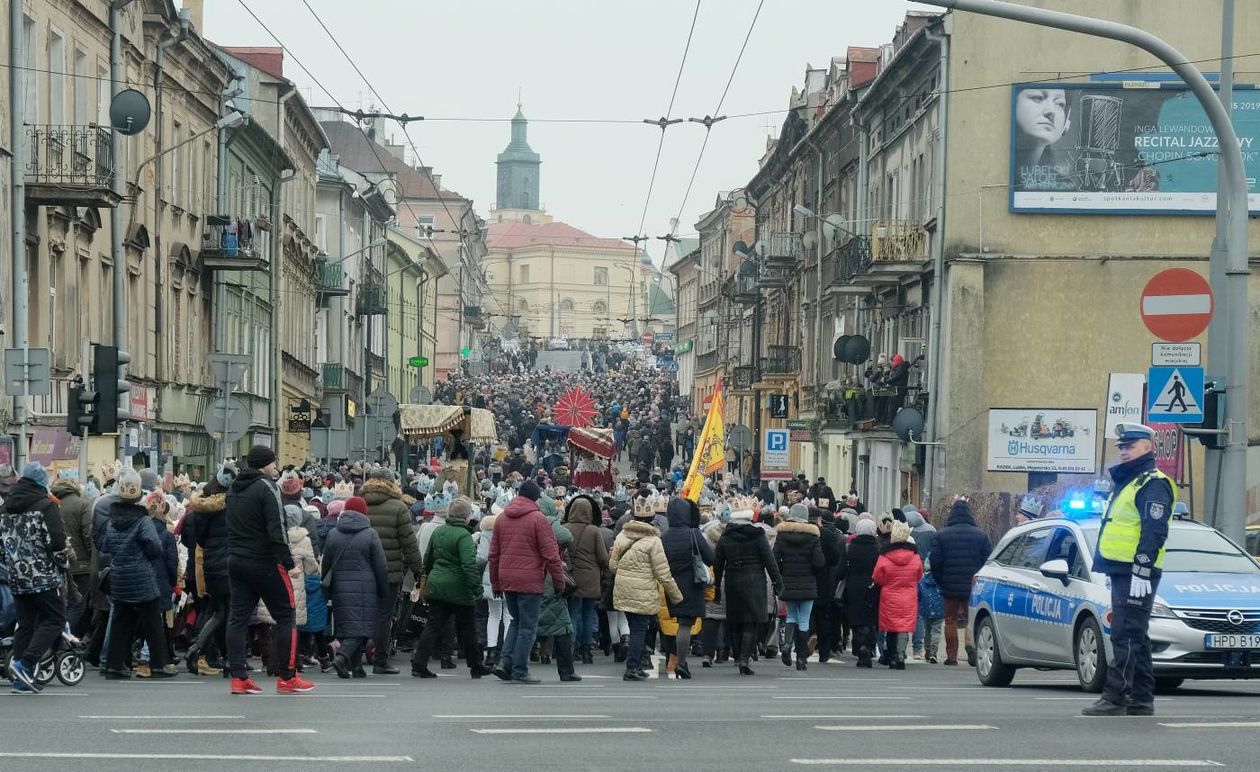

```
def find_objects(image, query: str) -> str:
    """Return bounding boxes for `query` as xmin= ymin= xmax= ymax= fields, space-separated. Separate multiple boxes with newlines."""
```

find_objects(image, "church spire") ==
xmin=496 ymin=100 xmax=541 ymax=211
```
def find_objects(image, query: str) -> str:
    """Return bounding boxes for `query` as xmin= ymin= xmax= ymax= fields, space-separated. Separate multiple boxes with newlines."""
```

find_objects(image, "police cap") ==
xmin=1114 ymin=423 xmax=1156 ymax=445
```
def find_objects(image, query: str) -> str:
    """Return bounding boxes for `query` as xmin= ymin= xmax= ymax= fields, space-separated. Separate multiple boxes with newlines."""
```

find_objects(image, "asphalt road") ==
xmin=2 ymin=649 xmax=1258 ymax=771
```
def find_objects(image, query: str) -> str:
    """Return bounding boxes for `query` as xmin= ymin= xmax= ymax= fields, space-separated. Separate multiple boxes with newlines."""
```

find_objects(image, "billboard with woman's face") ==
xmin=1009 ymin=82 xmax=1260 ymax=215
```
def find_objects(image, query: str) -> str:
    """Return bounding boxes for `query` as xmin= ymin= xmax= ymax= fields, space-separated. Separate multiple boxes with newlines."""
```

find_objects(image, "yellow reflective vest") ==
xmin=1098 ymin=468 xmax=1176 ymax=568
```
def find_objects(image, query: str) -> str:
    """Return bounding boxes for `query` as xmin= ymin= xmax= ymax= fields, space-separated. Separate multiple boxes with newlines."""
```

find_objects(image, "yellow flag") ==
xmin=682 ymin=380 xmax=726 ymax=502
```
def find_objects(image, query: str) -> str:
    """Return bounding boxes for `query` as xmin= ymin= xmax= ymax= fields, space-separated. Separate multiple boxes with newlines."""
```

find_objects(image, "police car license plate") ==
xmin=1204 ymin=633 xmax=1260 ymax=649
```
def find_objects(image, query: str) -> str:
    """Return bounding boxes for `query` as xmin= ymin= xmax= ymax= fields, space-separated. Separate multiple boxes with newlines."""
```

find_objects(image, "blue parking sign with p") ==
xmin=767 ymin=430 xmax=788 ymax=451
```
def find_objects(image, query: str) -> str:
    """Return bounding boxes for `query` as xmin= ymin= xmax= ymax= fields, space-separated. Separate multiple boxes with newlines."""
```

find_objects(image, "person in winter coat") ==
xmin=876 ymin=512 xmax=894 ymax=549
xmin=928 ymin=498 xmax=992 ymax=666
xmin=699 ymin=516 xmax=729 ymax=667
xmin=811 ymin=509 xmax=845 ymax=663
xmin=917 ymin=561 xmax=947 ymax=664
xmin=873 ymin=521 xmax=924 ymax=669
xmin=536 ymin=496 xmax=580 ymax=681
xmin=0 ymin=462 xmax=68 ymax=692
xmin=563 ymin=495 xmax=609 ymax=664
xmin=284 ymin=505 xmax=319 ymax=629
xmin=324 ymin=496 xmax=389 ymax=678
xmin=844 ymin=519 xmax=881 ymax=668
xmin=101 ymin=469 xmax=173 ymax=679
xmin=411 ymin=497 xmax=490 ymax=679
xmin=610 ymin=499 xmax=683 ymax=681
xmin=476 ymin=513 xmax=507 ymax=665
xmin=489 ymin=480 xmax=566 ymax=685
xmin=659 ymin=498 xmax=713 ymax=679
xmin=359 ymin=468 xmax=424 ymax=674
xmin=773 ymin=504 xmax=825 ymax=670
xmin=279 ymin=470 xmax=322 ymax=555
xmin=139 ymin=491 xmax=179 ymax=678
xmin=714 ymin=500 xmax=783 ymax=676
xmin=52 ymin=478 xmax=92 ymax=635
xmin=905 ymin=507 xmax=937 ymax=660
xmin=184 ymin=468 xmax=231 ymax=676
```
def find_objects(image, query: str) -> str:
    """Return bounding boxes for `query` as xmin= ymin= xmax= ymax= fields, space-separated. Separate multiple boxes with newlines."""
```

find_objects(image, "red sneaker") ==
xmin=230 ymin=677 xmax=263 ymax=695
xmin=276 ymin=675 xmax=316 ymax=694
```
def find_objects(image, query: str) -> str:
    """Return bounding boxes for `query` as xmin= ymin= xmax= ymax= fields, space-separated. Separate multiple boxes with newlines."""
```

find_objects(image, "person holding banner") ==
xmin=682 ymin=381 xmax=726 ymax=503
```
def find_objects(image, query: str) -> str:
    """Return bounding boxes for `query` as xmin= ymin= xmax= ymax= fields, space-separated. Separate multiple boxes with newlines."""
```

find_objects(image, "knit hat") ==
xmin=246 ymin=444 xmax=277 ymax=470
xmin=855 ymin=519 xmax=877 ymax=537
xmin=343 ymin=496 xmax=368 ymax=515
xmin=284 ymin=504 xmax=305 ymax=529
xmin=519 ymin=479 xmax=542 ymax=501
xmin=891 ymin=507 xmax=906 ymax=523
xmin=326 ymin=499 xmax=346 ymax=519
xmin=117 ymin=468 xmax=144 ymax=502
xmin=891 ymin=521 xmax=912 ymax=543
xmin=447 ymin=496 xmax=473 ymax=524
xmin=216 ymin=461 xmax=238 ymax=488
xmin=20 ymin=462 xmax=49 ymax=490
xmin=787 ymin=503 xmax=810 ymax=523
xmin=279 ymin=470 xmax=302 ymax=496
xmin=139 ymin=468 xmax=160 ymax=492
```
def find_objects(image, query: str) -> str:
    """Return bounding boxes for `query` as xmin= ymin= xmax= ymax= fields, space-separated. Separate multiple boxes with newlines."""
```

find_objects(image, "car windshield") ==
xmin=1080 ymin=524 xmax=1260 ymax=575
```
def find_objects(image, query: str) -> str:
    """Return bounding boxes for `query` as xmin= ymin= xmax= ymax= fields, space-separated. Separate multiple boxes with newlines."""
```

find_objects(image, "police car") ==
xmin=970 ymin=512 xmax=1260 ymax=692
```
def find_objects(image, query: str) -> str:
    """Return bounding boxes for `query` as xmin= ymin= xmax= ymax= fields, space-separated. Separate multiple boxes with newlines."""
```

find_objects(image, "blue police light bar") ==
xmin=1068 ymin=499 xmax=1087 ymax=510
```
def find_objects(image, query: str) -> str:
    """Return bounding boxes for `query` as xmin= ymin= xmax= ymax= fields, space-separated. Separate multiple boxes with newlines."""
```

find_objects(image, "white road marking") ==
xmin=111 ymin=728 xmax=318 ymax=734
xmin=775 ymin=677 xmax=898 ymax=682
xmin=470 ymin=727 xmax=652 ymax=735
xmin=0 ymin=753 xmax=412 ymax=763
xmin=814 ymin=724 xmax=995 ymax=732
xmin=0 ymin=691 xmax=88 ymax=697
xmin=80 ymin=715 xmax=244 ymax=720
xmin=772 ymin=696 xmax=909 ymax=700
xmin=255 ymin=693 xmax=386 ymax=698
xmin=762 ymin=715 xmax=928 ymax=719
xmin=1036 ymin=697 xmax=1172 ymax=701
xmin=791 ymin=760 xmax=1223 ymax=767
xmin=1160 ymin=721 xmax=1260 ymax=728
xmin=433 ymin=715 xmax=610 ymax=719
xmin=520 ymin=695 xmax=656 ymax=700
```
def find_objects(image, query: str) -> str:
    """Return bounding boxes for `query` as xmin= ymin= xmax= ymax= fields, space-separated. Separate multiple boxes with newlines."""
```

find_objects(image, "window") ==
xmin=994 ymin=535 xmax=1024 ymax=567
xmin=518 ymin=264 xmax=529 ymax=283
xmin=48 ymin=29 xmax=65 ymax=126
xmin=73 ymin=50 xmax=89 ymax=125
xmin=594 ymin=267 xmax=608 ymax=286
xmin=1046 ymin=527 xmax=1086 ymax=579
xmin=171 ymin=121 xmax=183 ymax=203
xmin=96 ymin=63 xmax=108 ymax=125
xmin=592 ymin=300 xmax=607 ymax=317
xmin=560 ymin=298 xmax=574 ymax=313
xmin=314 ymin=214 xmax=327 ymax=252
xmin=1009 ymin=527 xmax=1053 ymax=570
xmin=22 ymin=17 xmax=36 ymax=124
xmin=416 ymin=215 xmax=434 ymax=237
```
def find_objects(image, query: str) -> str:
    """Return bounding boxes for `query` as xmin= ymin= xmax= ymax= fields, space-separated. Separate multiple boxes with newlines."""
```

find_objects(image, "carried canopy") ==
xmin=568 ymin=426 xmax=616 ymax=459
xmin=399 ymin=404 xmax=497 ymax=442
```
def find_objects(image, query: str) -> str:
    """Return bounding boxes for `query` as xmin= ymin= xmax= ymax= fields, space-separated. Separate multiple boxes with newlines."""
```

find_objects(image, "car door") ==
xmin=1003 ymin=527 xmax=1054 ymax=659
xmin=986 ymin=533 xmax=1036 ymax=661
xmin=1022 ymin=526 xmax=1085 ymax=664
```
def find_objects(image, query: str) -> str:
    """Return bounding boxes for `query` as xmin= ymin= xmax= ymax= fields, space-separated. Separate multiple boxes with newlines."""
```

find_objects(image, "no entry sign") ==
xmin=1139 ymin=268 xmax=1213 ymax=342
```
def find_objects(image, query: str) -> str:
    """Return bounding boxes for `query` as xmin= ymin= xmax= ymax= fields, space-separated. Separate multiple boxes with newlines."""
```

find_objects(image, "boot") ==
xmin=580 ymin=645 xmax=594 ymax=665
xmin=613 ymin=635 xmax=628 ymax=663
xmin=738 ymin=657 xmax=755 ymax=676
xmin=781 ymin=623 xmax=797 ymax=667
xmin=185 ymin=645 xmax=201 ymax=675
xmin=485 ymin=647 xmax=499 ymax=667
xmin=795 ymin=630 xmax=809 ymax=671
xmin=196 ymin=655 xmax=222 ymax=676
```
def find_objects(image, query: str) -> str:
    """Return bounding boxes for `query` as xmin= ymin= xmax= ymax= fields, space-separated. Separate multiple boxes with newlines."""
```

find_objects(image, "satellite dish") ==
xmin=732 ymin=240 xmax=749 ymax=258
xmin=110 ymin=88 xmax=151 ymax=136
xmin=892 ymin=407 xmax=926 ymax=444
xmin=832 ymin=335 xmax=851 ymax=362
xmin=737 ymin=259 xmax=758 ymax=278
xmin=802 ymin=231 xmax=818 ymax=250
xmin=841 ymin=334 xmax=871 ymax=364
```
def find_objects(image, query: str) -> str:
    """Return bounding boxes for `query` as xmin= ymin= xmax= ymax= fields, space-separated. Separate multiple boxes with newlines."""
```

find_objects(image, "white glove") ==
xmin=1129 ymin=575 xmax=1152 ymax=599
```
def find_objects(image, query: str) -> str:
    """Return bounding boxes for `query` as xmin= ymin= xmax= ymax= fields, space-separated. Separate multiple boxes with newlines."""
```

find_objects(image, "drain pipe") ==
xmin=922 ymin=22 xmax=950 ymax=506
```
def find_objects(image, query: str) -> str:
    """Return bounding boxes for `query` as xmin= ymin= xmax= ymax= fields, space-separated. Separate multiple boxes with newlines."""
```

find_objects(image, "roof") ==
xmin=320 ymin=120 xmax=465 ymax=201
xmin=484 ymin=220 xmax=636 ymax=252
xmin=221 ymin=46 xmax=284 ymax=80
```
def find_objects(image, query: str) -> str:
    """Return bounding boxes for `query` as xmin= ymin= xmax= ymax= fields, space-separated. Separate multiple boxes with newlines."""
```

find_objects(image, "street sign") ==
xmin=763 ymin=428 xmax=789 ymax=470
xmin=641 ymin=331 xmax=655 ymax=345
xmin=408 ymin=356 xmax=430 ymax=368
xmin=366 ymin=387 xmax=398 ymax=417
xmin=786 ymin=419 xmax=811 ymax=430
xmin=655 ymin=332 xmax=674 ymax=342
xmin=209 ymin=353 xmax=252 ymax=387
xmin=1146 ymin=366 xmax=1204 ymax=423
xmin=205 ymin=396 xmax=250 ymax=443
xmin=409 ymin=385 xmax=433 ymax=404
xmin=310 ymin=427 xmax=349 ymax=459
xmin=1152 ymin=342 xmax=1201 ymax=367
xmin=4 ymin=347 xmax=51 ymax=396
xmin=769 ymin=394 xmax=788 ymax=419
xmin=728 ymin=424 xmax=753 ymax=453
xmin=1140 ymin=268 xmax=1213 ymax=342
xmin=459 ymin=346 xmax=471 ymax=358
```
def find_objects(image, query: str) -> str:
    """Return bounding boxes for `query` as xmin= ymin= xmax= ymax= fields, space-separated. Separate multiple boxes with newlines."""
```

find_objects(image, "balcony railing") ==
xmin=316 ymin=258 xmax=349 ymax=298
xmin=762 ymin=232 xmax=801 ymax=267
xmin=725 ymin=272 xmax=760 ymax=305
xmin=201 ymin=215 xmax=269 ymax=271
xmin=870 ymin=220 xmax=930 ymax=261
xmin=24 ymin=124 xmax=120 ymax=207
xmin=762 ymin=345 xmax=801 ymax=376
xmin=356 ymin=284 xmax=387 ymax=316
xmin=321 ymin=363 xmax=346 ymax=392
xmin=732 ymin=365 xmax=755 ymax=390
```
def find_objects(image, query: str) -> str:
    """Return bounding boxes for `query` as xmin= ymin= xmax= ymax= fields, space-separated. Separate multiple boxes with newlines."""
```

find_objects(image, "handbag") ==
xmin=321 ymin=531 xmax=364 ymax=592
xmin=690 ymin=533 xmax=712 ymax=587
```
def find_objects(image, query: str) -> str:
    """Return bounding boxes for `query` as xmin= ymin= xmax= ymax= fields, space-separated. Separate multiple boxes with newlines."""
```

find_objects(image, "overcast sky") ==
xmin=201 ymin=0 xmax=930 ymax=265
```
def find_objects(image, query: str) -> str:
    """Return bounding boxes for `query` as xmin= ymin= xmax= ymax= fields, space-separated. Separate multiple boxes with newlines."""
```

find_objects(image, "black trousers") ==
xmin=107 ymin=598 xmax=167 ymax=671
xmin=1103 ymin=571 xmax=1160 ymax=708
xmin=67 ymin=574 xmax=92 ymax=636
xmin=226 ymin=556 xmax=296 ymax=680
xmin=372 ymin=582 xmax=401 ymax=663
xmin=12 ymin=588 xmax=67 ymax=669
xmin=193 ymin=594 xmax=230 ymax=661
xmin=411 ymin=599 xmax=482 ymax=671
xmin=812 ymin=599 xmax=837 ymax=659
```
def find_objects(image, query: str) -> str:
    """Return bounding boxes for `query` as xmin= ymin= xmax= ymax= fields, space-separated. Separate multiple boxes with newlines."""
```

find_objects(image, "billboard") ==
xmin=1009 ymin=83 xmax=1260 ymax=214
xmin=986 ymin=408 xmax=1098 ymax=473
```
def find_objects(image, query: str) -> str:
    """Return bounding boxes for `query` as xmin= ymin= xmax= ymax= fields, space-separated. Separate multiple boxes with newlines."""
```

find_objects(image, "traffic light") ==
xmin=66 ymin=381 xmax=98 ymax=435
xmin=92 ymin=344 xmax=131 ymax=434
xmin=1193 ymin=380 xmax=1225 ymax=450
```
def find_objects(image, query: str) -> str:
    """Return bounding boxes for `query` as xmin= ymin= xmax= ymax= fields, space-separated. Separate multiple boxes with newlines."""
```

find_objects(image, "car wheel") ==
xmin=1075 ymin=616 xmax=1107 ymax=693
xmin=974 ymin=615 xmax=1016 ymax=687
xmin=1154 ymin=677 xmax=1184 ymax=694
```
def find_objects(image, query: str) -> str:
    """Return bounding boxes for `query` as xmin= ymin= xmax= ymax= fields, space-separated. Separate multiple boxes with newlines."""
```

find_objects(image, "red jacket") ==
xmin=873 ymin=541 xmax=923 ymax=633
xmin=488 ymin=497 xmax=565 ymax=595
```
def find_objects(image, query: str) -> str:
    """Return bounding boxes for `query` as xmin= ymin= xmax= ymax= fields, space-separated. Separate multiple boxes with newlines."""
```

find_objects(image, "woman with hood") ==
xmin=563 ymin=494 xmax=609 ymax=664
xmin=184 ymin=466 xmax=233 ymax=676
xmin=284 ymin=505 xmax=319 ymax=632
xmin=773 ymin=503 xmax=825 ymax=671
xmin=536 ymin=495 xmax=580 ymax=681
xmin=136 ymin=491 xmax=179 ymax=678
xmin=873 ymin=521 xmax=923 ymax=670
xmin=411 ymin=497 xmax=490 ymax=680
xmin=610 ymin=498 xmax=683 ymax=681
xmin=843 ymin=519 xmax=882 ymax=668
xmin=659 ymin=497 xmax=712 ymax=679
xmin=322 ymin=496 xmax=389 ymax=678
xmin=714 ymin=497 xmax=783 ymax=676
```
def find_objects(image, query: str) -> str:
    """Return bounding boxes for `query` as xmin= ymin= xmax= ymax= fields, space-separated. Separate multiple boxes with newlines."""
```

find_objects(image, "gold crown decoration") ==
xmin=333 ymin=480 xmax=355 ymax=499
xmin=633 ymin=497 xmax=655 ymax=519
xmin=728 ymin=494 xmax=760 ymax=516
xmin=651 ymin=493 xmax=669 ymax=514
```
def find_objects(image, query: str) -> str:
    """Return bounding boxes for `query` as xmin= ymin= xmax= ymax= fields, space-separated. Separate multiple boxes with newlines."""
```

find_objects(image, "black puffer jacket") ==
xmin=817 ymin=519 xmax=845 ymax=598
xmin=714 ymin=522 xmax=782 ymax=625
xmin=102 ymin=501 xmax=163 ymax=604
xmin=185 ymin=489 xmax=230 ymax=598
xmin=842 ymin=533 xmax=880 ymax=627
xmin=322 ymin=510 xmax=388 ymax=639
xmin=226 ymin=470 xmax=291 ymax=569
xmin=772 ymin=521 xmax=824 ymax=601
xmin=929 ymin=501 xmax=993 ymax=599
xmin=660 ymin=498 xmax=713 ymax=619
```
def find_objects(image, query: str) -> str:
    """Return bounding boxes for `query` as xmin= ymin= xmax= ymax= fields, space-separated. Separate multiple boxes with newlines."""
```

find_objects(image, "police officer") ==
xmin=1082 ymin=423 xmax=1175 ymax=717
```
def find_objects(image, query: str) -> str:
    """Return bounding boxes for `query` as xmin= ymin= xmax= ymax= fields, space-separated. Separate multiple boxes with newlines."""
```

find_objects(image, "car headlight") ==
xmin=1151 ymin=601 xmax=1175 ymax=618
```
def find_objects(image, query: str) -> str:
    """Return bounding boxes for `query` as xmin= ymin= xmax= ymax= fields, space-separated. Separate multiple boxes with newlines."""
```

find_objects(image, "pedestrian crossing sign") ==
xmin=1146 ymin=365 xmax=1204 ymax=423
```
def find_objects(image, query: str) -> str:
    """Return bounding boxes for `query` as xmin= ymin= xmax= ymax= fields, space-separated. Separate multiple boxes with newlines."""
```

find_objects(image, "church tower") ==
xmin=495 ymin=105 xmax=541 ymax=212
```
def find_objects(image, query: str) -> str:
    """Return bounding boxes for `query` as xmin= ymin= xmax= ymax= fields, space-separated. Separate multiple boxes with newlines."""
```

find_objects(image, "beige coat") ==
xmin=610 ymin=520 xmax=683 ymax=616
xmin=287 ymin=527 xmax=319 ymax=627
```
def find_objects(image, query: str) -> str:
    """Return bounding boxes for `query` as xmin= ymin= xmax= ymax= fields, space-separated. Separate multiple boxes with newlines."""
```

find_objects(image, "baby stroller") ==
xmin=1 ymin=625 xmax=86 ymax=687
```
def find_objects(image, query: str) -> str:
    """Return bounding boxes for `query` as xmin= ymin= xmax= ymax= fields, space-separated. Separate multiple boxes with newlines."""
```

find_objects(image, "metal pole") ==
xmin=921 ymin=0 xmax=1250 ymax=544
xmin=110 ymin=2 xmax=131 ymax=460
xmin=78 ymin=339 xmax=91 ymax=484
xmin=922 ymin=25 xmax=950 ymax=505
xmin=10 ymin=0 xmax=28 ymax=469
xmin=810 ymin=142 xmax=824 ymax=481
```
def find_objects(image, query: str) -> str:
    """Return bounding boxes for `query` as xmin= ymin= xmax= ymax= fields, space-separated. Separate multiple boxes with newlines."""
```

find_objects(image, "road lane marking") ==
xmin=110 ymin=729 xmax=318 ymax=734
xmin=772 ymin=696 xmax=909 ymax=700
xmin=791 ymin=760 xmax=1223 ymax=767
xmin=80 ymin=715 xmax=244 ymax=720
xmin=814 ymin=724 xmax=995 ymax=732
xmin=763 ymin=715 xmax=928 ymax=719
xmin=0 ymin=753 xmax=413 ymax=763
xmin=520 ymin=695 xmax=656 ymax=699
xmin=256 ymin=694 xmax=386 ymax=698
xmin=775 ymin=677 xmax=898 ymax=682
xmin=1161 ymin=721 xmax=1260 ymax=728
xmin=1036 ymin=697 xmax=1172 ymax=701
xmin=470 ymin=727 xmax=651 ymax=734
xmin=433 ymin=715 xmax=610 ymax=719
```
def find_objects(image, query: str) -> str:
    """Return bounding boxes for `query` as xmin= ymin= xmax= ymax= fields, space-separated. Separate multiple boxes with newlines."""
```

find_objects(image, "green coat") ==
xmin=537 ymin=497 xmax=574 ymax=637
xmin=422 ymin=521 xmax=480 ymax=606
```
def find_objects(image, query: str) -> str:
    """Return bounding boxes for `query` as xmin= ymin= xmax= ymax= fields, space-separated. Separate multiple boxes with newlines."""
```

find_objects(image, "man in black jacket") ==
xmin=928 ymin=498 xmax=992 ymax=667
xmin=224 ymin=445 xmax=313 ymax=695
xmin=809 ymin=508 xmax=845 ymax=662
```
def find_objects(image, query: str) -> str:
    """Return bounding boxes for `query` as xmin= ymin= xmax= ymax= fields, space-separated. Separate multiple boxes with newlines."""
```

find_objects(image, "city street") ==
xmin=2 ymin=655 xmax=1258 ymax=770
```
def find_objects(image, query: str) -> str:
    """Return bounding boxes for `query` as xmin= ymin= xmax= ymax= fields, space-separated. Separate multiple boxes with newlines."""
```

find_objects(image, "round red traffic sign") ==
xmin=641 ymin=330 xmax=655 ymax=345
xmin=1139 ymin=268 xmax=1213 ymax=342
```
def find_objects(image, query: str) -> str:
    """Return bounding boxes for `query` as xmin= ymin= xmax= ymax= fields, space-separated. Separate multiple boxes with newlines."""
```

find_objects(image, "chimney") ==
xmin=182 ymin=0 xmax=204 ymax=32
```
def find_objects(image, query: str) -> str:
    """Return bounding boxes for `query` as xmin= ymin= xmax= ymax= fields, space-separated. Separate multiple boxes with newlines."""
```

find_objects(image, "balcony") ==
xmin=725 ymin=272 xmax=760 ymax=306
xmin=24 ymin=124 xmax=121 ymax=208
xmin=201 ymin=215 xmax=269 ymax=272
xmin=761 ymin=345 xmax=801 ymax=377
xmin=321 ymin=363 xmax=348 ymax=393
xmin=870 ymin=220 xmax=930 ymax=262
xmin=356 ymin=284 xmax=387 ymax=316
xmin=732 ymin=365 xmax=755 ymax=391
xmin=762 ymin=232 xmax=801 ymax=269
xmin=315 ymin=258 xmax=349 ymax=301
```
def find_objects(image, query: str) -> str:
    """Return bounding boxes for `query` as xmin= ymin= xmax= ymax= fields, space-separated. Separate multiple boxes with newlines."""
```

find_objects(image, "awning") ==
xmin=568 ymin=426 xmax=616 ymax=459
xmin=398 ymin=404 xmax=497 ymax=442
